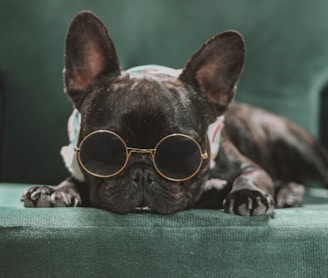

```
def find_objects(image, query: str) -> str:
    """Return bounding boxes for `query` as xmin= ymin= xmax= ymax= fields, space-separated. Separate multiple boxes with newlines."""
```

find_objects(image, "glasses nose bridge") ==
xmin=127 ymin=147 xmax=156 ymax=157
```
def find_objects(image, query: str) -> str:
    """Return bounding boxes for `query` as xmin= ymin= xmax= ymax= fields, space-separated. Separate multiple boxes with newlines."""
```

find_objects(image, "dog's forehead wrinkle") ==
xmin=118 ymin=77 xmax=185 ymax=115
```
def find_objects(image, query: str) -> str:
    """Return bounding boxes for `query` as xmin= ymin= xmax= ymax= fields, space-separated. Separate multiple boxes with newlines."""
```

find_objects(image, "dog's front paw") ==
xmin=21 ymin=186 xmax=81 ymax=208
xmin=223 ymin=189 xmax=274 ymax=216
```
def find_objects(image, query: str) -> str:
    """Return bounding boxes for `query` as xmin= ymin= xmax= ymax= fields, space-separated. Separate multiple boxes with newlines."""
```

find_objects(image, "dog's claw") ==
xmin=223 ymin=189 xmax=274 ymax=216
xmin=247 ymin=197 xmax=252 ymax=210
xmin=228 ymin=198 xmax=235 ymax=214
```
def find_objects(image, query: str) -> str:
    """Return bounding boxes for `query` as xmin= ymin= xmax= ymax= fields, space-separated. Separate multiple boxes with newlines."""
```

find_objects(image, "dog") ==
xmin=21 ymin=11 xmax=328 ymax=216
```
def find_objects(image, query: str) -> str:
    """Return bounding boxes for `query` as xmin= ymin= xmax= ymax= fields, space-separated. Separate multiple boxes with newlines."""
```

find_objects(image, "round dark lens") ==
xmin=79 ymin=132 xmax=127 ymax=177
xmin=154 ymin=135 xmax=202 ymax=180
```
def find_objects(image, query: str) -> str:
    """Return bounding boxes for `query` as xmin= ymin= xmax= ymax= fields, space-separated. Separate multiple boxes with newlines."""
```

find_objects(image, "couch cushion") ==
xmin=1 ymin=183 xmax=328 ymax=277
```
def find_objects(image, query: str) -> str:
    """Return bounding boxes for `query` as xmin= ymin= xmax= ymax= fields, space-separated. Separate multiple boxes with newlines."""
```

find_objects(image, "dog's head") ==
xmin=64 ymin=11 xmax=244 ymax=214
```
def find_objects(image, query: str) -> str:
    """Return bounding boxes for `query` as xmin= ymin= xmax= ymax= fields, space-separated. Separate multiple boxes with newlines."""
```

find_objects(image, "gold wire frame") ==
xmin=74 ymin=130 xmax=208 ymax=182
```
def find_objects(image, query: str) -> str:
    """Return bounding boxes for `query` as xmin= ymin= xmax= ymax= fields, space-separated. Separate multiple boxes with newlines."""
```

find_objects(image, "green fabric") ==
xmin=1 ymin=183 xmax=328 ymax=277
xmin=2 ymin=0 xmax=328 ymax=183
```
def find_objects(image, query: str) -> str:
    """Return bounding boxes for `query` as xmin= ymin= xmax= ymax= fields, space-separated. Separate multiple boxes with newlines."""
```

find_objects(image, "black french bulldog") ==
xmin=22 ymin=11 xmax=328 ymax=216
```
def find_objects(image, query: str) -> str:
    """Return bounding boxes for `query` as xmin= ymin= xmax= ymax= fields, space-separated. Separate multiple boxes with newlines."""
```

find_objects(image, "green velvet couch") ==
xmin=2 ymin=1 xmax=328 ymax=277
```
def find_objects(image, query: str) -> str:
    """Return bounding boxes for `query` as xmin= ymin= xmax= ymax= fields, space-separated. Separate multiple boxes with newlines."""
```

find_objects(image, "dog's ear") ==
xmin=64 ymin=11 xmax=120 ymax=108
xmin=179 ymin=31 xmax=244 ymax=115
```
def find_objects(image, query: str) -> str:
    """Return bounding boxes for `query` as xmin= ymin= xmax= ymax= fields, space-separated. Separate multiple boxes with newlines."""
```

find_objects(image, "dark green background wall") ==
xmin=1 ymin=0 xmax=328 ymax=184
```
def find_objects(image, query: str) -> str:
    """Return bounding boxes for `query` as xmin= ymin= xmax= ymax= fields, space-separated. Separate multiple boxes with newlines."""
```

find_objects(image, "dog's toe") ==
xmin=253 ymin=195 xmax=274 ymax=215
xmin=54 ymin=190 xmax=81 ymax=207
xmin=22 ymin=186 xmax=53 ymax=207
xmin=236 ymin=197 xmax=253 ymax=216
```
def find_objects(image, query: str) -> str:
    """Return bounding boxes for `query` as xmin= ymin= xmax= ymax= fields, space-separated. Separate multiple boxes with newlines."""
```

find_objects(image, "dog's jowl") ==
xmin=22 ymin=11 xmax=328 ymax=216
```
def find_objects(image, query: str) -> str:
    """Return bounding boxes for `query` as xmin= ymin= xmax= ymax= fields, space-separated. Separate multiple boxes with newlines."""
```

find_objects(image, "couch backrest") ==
xmin=0 ymin=71 xmax=4 ymax=180
xmin=2 ymin=0 xmax=328 ymax=184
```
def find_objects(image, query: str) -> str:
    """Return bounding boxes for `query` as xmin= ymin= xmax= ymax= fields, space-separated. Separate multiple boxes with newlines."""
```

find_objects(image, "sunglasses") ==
xmin=74 ymin=130 xmax=208 ymax=181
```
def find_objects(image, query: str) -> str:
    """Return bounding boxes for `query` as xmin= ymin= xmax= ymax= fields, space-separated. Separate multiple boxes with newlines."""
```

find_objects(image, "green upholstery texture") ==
xmin=1 ymin=184 xmax=328 ymax=278
xmin=2 ymin=1 xmax=328 ymax=277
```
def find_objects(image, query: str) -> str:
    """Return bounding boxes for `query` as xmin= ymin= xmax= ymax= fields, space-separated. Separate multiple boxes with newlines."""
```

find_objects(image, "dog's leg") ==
xmin=214 ymin=131 xmax=275 ymax=216
xmin=21 ymin=177 xmax=89 ymax=208
xmin=286 ymin=133 xmax=328 ymax=188
xmin=225 ymin=103 xmax=328 ymax=195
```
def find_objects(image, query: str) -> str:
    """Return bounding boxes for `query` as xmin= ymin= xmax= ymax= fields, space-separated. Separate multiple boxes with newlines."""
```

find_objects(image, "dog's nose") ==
xmin=131 ymin=168 xmax=154 ymax=187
